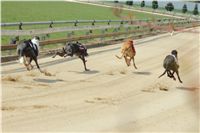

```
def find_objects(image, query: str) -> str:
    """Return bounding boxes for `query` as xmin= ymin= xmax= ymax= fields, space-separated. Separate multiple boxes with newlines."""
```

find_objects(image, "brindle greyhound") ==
xmin=52 ymin=42 xmax=89 ymax=71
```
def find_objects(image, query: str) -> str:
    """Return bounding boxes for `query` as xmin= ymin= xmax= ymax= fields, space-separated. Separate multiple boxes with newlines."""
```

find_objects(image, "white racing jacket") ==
xmin=31 ymin=37 xmax=40 ymax=52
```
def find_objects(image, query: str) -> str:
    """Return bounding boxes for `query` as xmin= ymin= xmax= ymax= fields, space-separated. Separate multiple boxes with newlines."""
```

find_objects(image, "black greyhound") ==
xmin=158 ymin=50 xmax=182 ymax=83
xmin=17 ymin=36 xmax=43 ymax=73
xmin=52 ymin=42 xmax=89 ymax=71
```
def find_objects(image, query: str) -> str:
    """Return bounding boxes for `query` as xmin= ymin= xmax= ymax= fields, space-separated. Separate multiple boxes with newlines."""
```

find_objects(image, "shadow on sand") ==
xmin=33 ymin=78 xmax=64 ymax=83
xmin=68 ymin=70 xmax=99 ymax=74
xmin=133 ymin=71 xmax=152 ymax=75
xmin=176 ymin=86 xmax=199 ymax=92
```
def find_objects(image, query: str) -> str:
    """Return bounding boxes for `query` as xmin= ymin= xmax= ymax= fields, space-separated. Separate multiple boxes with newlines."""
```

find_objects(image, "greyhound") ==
xmin=159 ymin=50 xmax=182 ymax=83
xmin=52 ymin=42 xmax=89 ymax=71
xmin=116 ymin=39 xmax=137 ymax=69
xmin=17 ymin=36 xmax=43 ymax=73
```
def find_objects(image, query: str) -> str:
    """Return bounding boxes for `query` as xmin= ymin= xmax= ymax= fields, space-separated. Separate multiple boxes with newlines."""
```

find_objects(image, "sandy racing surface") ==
xmin=1 ymin=28 xmax=199 ymax=132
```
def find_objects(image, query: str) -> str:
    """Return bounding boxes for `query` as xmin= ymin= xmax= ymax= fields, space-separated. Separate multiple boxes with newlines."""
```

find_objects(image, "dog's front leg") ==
xmin=52 ymin=54 xmax=57 ymax=58
xmin=124 ymin=56 xmax=130 ymax=66
xmin=64 ymin=54 xmax=68 ymax=57
xmin=115 ymin=54 xmax=123 ymax=59
xmin=166 ymin=71 xmax=175 ymax=80
xmin=115 ymin=52 xmax=125 ymax=59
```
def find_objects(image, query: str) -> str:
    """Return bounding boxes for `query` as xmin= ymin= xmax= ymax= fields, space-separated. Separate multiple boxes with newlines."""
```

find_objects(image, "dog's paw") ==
xmin=19 ymin=57 xmax=24 ymax=64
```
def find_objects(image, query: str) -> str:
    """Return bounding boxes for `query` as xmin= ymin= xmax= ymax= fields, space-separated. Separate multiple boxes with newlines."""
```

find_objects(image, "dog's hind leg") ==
xmin=29 ymin=58 xmax=34 ymax=70
xmin=33 ymin=57 xmax=43 ymax=73
xmin=175 ymin=70 xmax=182 ymax=83
xmin=132 ymin=57 xmax=137 ymax=69
xmin=79 ymin=55 xmax=89 ymax=71
xmin=23 ymin=56 xmax=31 ymax=71
xmin=23 ymin=56 xmax=28 ymax=65
xmin=158 ymin=70 xmax=167 ymax=78
xmin=26 ymin=57 xmax=33 ymax=70
xmin=24 ymin=62 xmax=30 ymax=71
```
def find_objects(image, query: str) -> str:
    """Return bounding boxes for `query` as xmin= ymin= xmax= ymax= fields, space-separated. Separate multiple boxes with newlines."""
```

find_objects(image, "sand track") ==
xmin=1 ymin=28 xmax=199 ymax=132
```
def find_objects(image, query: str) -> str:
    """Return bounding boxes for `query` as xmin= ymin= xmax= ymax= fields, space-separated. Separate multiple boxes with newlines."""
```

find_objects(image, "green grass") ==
xmin=2 ymin=1 xmax=119 ymax=22
xmin=2 ymin=1 xmax=168 ymax=22
xmin=1 ymin=1 xmax=168 ymax=45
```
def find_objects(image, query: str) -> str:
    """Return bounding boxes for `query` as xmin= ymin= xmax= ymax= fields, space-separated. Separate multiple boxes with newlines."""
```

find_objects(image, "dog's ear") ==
xmin=35 ymin=36 xmax=40 ymax=41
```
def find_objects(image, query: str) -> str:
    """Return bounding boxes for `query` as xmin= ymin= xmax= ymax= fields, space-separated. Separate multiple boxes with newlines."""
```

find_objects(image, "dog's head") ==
xmin=128 ymin=39 xmax=133 ymax=43
xmin=126 ymin=39 xmax=133 ymax=43
xmin=171 ymin=50 xmax=178 ymax=58
xmin=34 ymin=36 xmax=40 ymax=41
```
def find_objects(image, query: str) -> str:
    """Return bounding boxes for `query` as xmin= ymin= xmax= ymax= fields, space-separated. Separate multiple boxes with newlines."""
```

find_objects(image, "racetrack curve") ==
xmin=1 ymin=27 xmax=199 ymax=132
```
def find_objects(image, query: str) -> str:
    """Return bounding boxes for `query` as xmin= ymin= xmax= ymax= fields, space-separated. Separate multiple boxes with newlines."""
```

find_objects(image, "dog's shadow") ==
xmin=133 ymin=71 xmax=152 ymax=75
xmin=176 ymin=86 xmax=199 ymax=92
xmin=33 ymin=78 xmax=64 ymax=83
xmin=68 ymin=70 xmax=99 ymax=74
